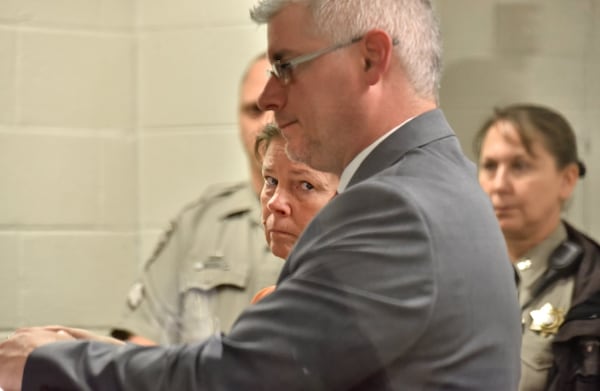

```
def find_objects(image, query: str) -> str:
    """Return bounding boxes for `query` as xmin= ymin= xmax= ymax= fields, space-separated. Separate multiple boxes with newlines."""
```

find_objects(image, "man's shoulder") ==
xmin=200 ymin=181 xmax=251 ymax=200
xmin=176 ymin=181 xmax=256 ymax=220
xmin=142 ymin=181 xmax=257 ymax=268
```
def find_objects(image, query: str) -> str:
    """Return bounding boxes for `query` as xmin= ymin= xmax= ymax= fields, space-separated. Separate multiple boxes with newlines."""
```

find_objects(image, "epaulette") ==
xmin=144 ymin=181 xmax=253 ymax=267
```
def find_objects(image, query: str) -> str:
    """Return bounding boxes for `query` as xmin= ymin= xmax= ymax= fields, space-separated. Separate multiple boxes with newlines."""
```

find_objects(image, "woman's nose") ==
xmin=491 ymin=166 xmax=511 ymax=192
xmin=267 ymin=188 xmax=291 ymax=216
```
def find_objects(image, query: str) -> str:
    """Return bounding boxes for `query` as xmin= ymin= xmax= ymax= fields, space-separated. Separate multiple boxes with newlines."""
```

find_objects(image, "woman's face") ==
xmin=478 ymin=121 xmax=577 ymax=240
xmin=260 ymin=137 xmax=339 ymax=259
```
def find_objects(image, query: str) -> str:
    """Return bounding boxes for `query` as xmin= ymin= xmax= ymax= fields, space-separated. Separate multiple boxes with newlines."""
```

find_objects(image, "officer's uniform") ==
xmin=114 ymin=182 xmax=283 ymax=344
xmin=516 ymin=224 xmax=574 ymax=391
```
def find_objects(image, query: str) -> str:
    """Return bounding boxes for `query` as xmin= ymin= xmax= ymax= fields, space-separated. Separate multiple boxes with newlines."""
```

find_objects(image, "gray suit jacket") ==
xmin=24 ymin=109 xmax=521 ymax=390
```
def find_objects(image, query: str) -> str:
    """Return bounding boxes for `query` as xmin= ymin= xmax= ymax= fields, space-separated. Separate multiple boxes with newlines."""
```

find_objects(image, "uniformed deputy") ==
xmin=475 ymin=104 xmax=600 ymax=391
xmin=111 ymin=53 xmax=282 ymax=344
xmin=113 ymin=182 xmax=283 ymax=344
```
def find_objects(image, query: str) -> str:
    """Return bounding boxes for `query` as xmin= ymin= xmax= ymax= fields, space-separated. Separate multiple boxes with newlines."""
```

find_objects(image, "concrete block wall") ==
xmin=0 ymin=0 xmax=267 ymax=338
xmin=136 ymin=0 xmax=267 ymax=261
xmin=436 ymin=0 xmax=600 ymax=238
xmin=0 ymin=0 xmax=138 ymax=337
xmin=0 ymin=0 xmax=598 ymax=338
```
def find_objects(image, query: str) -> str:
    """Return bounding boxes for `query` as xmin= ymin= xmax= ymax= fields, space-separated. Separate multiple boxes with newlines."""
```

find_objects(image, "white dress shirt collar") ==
xmin=337 ymin=117 xmax=414 ymax=193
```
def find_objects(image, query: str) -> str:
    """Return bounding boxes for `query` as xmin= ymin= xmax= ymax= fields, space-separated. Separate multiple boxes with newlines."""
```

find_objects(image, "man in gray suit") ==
xmin=0 ymin=0 xmax=521 ymax=390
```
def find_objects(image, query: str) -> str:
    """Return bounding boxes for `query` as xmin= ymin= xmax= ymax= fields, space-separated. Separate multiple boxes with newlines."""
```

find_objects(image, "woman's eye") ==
xmin=300 ymin=181 xmax=314 ymax=191
xmin=512 ymin=160 xmax=529 ymax=172
xmin=264 ymin=176 xmax=278 ymax=186
xmin=481 ymin=161 xmax=497 ymax=172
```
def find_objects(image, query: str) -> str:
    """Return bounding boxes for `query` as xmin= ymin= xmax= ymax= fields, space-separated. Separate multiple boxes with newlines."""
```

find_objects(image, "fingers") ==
xmin=55 ymin=330 xmax=75 ymax=341
xmin=33 ymin=326 xmax=92 ymax=340
xmin=45 ymin=326 xmax=125 ymax=346
xmin=6 ymin=326 xmax=125 ymax=346
xmin=6 ymin=326 xmax=74 ymax=344
xmin=43 ymin=326 xmax=82 ymax=337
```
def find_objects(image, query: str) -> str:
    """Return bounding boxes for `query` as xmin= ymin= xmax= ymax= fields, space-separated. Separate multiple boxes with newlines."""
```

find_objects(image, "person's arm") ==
xmin=45 ymin=326 xmax=126 ymax=346
xmin=0 ymin=327 xmax=76 ymax=391
xmin=250 ymin=285 xmax=276 ymax=304
xmin=13 ymin=183 xmax=434 ymax=390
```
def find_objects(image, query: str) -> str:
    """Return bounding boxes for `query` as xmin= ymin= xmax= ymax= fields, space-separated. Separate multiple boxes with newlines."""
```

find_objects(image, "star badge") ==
xmin=529 ymin=302 xmax=564 ymax=337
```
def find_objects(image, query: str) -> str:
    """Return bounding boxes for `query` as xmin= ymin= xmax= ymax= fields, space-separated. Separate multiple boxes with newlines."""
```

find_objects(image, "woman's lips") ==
xmin=494 ymin=205 xmax=516 ymax=214
xmin=269 ymin=229 xmax=296 ymax=237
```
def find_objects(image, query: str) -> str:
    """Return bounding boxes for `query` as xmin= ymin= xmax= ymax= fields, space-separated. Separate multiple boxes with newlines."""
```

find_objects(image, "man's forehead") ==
xmin=266 ymin=33 xmax=327 ymax=62
xmin=266 ymin=21 xmax=294 ymax=60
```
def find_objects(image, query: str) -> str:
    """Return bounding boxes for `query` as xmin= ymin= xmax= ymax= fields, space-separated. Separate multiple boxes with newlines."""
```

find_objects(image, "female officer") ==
xmin=475 ymin=104 xmax=600 ymax=391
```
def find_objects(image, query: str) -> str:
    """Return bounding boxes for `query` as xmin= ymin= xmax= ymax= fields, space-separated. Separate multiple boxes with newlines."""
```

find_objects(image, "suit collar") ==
xmin=348 ymin=109 xmax=454 ymax=188
xmin=338 ymin=118 xmax=411 ymax=193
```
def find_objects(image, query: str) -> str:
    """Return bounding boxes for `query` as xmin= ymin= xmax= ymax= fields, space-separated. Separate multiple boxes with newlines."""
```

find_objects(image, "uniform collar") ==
xmin=515 ymin=223 xmax=567 ymax=305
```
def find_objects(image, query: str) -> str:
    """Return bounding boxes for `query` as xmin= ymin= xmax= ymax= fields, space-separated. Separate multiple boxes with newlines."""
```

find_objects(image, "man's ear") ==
xmin=359 ymin=30 xmax=394 ymax=85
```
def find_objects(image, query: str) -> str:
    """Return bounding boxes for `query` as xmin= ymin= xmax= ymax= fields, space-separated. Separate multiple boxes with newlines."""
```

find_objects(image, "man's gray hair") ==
xmin=250 ymin=0 xmax=442 ymax=101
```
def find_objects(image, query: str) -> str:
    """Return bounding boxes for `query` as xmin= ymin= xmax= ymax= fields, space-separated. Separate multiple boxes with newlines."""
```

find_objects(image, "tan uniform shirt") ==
xmin=516 ymin=223 xmax=575 ymax=391
xmin=115 ymin=182 xmax=283 ymax=344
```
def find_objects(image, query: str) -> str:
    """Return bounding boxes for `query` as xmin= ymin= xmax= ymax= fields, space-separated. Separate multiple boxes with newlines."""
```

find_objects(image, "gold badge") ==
xmin=529 ymin=302 xmax=564 ymax=336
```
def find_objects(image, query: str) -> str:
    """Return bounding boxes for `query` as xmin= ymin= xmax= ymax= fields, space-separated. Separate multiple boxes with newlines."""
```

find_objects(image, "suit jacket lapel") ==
xmin=348 ymin=109 xmax=455 ymax=188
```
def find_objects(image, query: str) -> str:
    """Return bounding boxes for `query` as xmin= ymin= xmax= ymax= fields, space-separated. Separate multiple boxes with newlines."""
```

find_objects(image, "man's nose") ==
xmin=258 ymin=76 xmax=286 ymax=113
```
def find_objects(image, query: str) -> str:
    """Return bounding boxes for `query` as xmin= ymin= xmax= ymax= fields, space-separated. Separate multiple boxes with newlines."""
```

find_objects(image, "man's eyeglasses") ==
xmin=268 ymin=36 xmax=400 ymax=85
xmin=266 ymin=36 xmax=357 ymax=85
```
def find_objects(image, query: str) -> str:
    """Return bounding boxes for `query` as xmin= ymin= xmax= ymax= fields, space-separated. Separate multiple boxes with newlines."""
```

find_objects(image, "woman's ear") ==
xmin=559 ymin=162 xmax=580 ymax=201
xmin=359 ymin=30 xmax=394 ymax=85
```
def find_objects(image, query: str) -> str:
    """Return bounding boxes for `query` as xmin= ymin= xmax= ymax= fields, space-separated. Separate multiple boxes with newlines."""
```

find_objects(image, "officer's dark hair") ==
xmin=473 ymin=104 xmax=586 ymax=178
xmin=254 ymin=123 xmax=282 ymax=163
